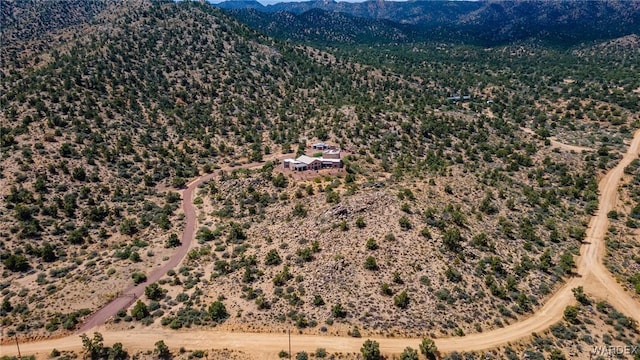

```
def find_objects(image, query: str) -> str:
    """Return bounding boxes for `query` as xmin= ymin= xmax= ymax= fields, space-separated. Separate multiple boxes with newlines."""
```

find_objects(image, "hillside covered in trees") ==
xmin=1 ymin=1 xmax=640 ymax=358
xmin=216 ymin=0 xmax=640 ymax=46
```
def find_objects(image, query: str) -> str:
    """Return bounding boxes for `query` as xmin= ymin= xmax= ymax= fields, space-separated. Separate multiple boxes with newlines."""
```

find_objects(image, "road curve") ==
xmin=3 ymin=134 xmax=639 ymax=358
xmin=581 ymin=129 xmax=640 ymax=320
xmin=78 ymin=154 xmax=292 ymax=333
xmin=77 ymin=171 xmax=218 ymax=333
xmin=522 ymin=127 xmax=594 ymax=152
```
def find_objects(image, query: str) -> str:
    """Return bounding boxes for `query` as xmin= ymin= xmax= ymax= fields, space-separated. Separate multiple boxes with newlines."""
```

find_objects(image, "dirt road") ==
xmin=522 ymin=127 xmax=593 ymax=152
xmin=3 ymin=134 xmax=639 ymax=358
xmin=77 ymin=171 xmax=215 ymax=332
xmin=79 ymin=155 xmax=291 ymax=332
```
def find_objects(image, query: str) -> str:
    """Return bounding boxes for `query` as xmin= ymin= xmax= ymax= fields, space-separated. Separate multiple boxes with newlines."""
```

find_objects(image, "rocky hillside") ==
xmin=1 ymin=2 xmax=639 ymax=356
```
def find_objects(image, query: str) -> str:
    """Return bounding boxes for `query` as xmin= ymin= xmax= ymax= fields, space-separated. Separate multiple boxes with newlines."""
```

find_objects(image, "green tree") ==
xmin=563 ymin=305 xmax=579 ymax=324
xmin=41 ymin=242 xmax=56 ymax=262
xmin=399 ymin=216 xmax=412 ymax=230
xmin=109 ymin=342 xmax=128 ymax=360
xmin=400 ymin=347 xmax=419 ymax=360
xmin=145 ymin=283 xmax=164 ymax=301
xmin=3 ymin=253 xmax=30 ymax=272
xmin=443 ymin=228 xmax=461 ymax=252
xmin=419 ymin=338 xmax=439 ymax=360
xmin=155 ymin=340 xmax=171 ymax=359
xmin=394 ymin=290 xmax=410 ymax=309
xmin=131 ymin=300 xmax=149 ymax=320
xmin=265 ymin=249 xmax=282 ymax=265
xmin=332 ymin=302 xmax=347 ymax=318
xmin=209 ymin=301 xmax=229 ymax=322
xmin=572 ymin=286 xmax=590 ymax=305
xmin=132 ymin=272 xmax=147 ymax=285
xmin=119 ymin=218 xmax=138 ymax=235
xmin=360 ymin=339 xmax=381 ymax=360
xmin=166 ymin=233 xmax=181 ymax=248
xmin=80 ymin=332 xmax=106 ymax=360
xmin=559 ymin=252 xmax=575 ymax=274
xmin=364 ymin=256 xmax=379 ymax=271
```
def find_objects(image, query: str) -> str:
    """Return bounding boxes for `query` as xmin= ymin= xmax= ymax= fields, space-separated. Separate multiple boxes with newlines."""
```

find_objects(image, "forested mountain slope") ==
xmin=1 ymin=2 xmax=640 ymax=358
xmin=218 ymin=0 xmax=640 ymax=45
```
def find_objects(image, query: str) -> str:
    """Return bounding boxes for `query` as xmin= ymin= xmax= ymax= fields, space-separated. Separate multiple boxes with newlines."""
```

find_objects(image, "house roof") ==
xmin=296 ymin=155 xmax=320 ymax=165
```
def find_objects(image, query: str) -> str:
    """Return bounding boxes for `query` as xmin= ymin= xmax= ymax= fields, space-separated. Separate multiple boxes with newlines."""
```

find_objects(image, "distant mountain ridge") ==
xmin=213 ymin=0 xmax=265 ymax=10
xmin=213 ymin=0 xmax=640 ymax=45
xmin=229 ymin=7 xmax=421 ymax=44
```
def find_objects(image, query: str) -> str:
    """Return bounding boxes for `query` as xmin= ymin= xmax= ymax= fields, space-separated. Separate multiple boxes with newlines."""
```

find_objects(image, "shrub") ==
xmin=3 ymin=253 xmax=30 ymax=272
xmin=381 ymin=283 xmax=393 ymax=296
xmin=119 ymin=218 xmax=138 ymax=236
xmin=293 ymin=203 xmax=308 ymax=217
xmin=313 ymin=294 xmax=325 ymax=306
xmin=315 ymin=348 xmax=327 ymax=358
xmin=400 ymin=347 xmax=419 ymax=360
xmin=208 ymin=301 xmax=229 ymax=322
xmin=145 ymin=283 xmax=165 ymax=301
xmin=265 ymin=249 xmax=282 ymax=266
xmin=364 ymin=256 xmax=379 ymax=271
xmin=132 ymin=272 xmax=147 ymax=284
xmin=155 ymin=340 xmax=171 ymax=359
xmin=399 ymin=216 xmax=412 ymax=230
xmin=131 ymin=300 xmax=149 ymax=320
xmin=332 ymin=303 xmax=347 ymax=318
xmin=166 ymin=233 xmax=181 ymax=248
xmin=443 ymin=228 xmax=462 ymax=252
xmin=360 ymin=339 xmax=381 ymax=360
xmin=394 ymin=290 xmax=410 ymax=309
xmin=563 ymin=305 xmax=579 ymax=324
xmin=419 ymin=338 xmax=439 ymax=360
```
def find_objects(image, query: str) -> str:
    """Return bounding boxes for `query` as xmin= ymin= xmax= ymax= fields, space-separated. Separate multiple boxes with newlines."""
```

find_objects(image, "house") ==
xmin=323 ymin=149 xmax=340 ymax=159
xmin=447 ymin=95 xmax=471 ymax=102
xmin=312 ymin=142 xmax=328 ymax=150
xmin=282 ymin=150 xmax=342 ymax=171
